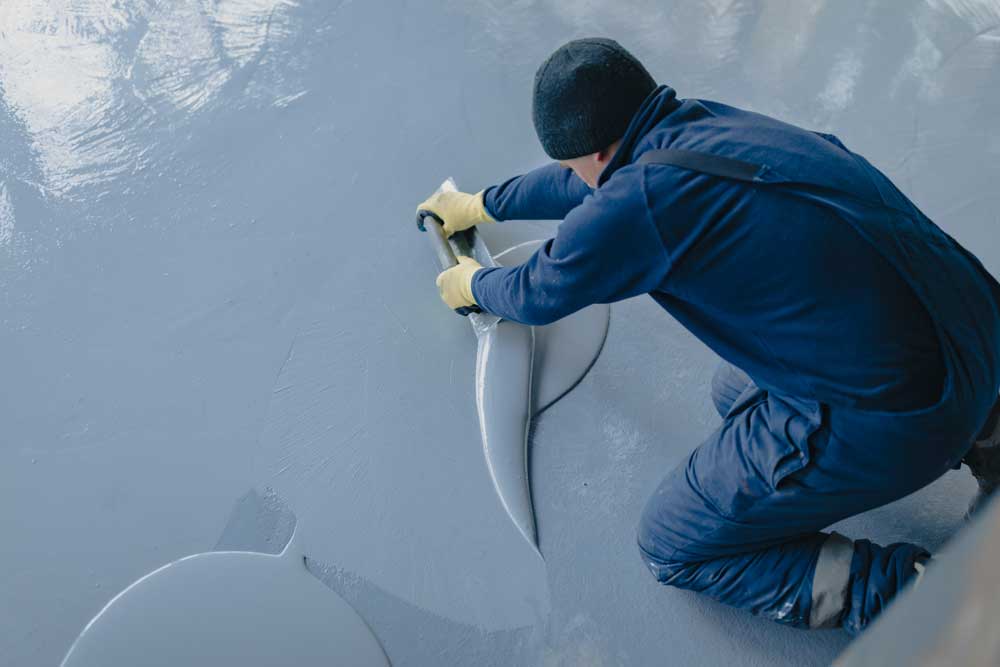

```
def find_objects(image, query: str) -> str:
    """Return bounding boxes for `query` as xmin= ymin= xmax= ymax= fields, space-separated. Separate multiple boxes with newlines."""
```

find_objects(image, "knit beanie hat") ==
xmin=532 ymin=38 xmax=657 ymax=160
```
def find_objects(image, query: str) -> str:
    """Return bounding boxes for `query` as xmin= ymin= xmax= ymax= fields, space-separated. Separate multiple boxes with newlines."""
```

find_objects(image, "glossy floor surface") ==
xmin=2 ymin=1 xmax=999 ymax=665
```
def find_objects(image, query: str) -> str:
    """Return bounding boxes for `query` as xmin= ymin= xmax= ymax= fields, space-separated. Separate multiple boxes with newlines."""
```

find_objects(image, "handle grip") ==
xmin=416 ymin=210 xmax=482 ymax=316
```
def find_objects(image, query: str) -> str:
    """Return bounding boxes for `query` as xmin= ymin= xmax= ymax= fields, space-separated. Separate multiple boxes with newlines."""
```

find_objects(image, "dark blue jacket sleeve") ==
xmin=483 ymin=162 xmax=593 ymax=221
xmin=472 ymin=167 xmax=671 ymax=325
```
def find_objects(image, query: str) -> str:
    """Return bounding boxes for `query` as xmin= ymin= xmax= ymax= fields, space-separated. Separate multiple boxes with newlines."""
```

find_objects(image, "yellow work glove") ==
xmin=416 ymin=189 xmax=494 ymax=237
xmin=436 ymin=256 xmax=483 ymax=310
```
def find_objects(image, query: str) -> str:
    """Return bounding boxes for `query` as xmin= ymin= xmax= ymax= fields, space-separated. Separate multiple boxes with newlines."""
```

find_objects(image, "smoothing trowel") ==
xmin=417 ymin=178 xmax=610 ymax=557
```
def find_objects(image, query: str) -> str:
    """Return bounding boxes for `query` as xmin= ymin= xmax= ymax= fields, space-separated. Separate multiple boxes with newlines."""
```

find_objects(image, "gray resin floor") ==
xmin=2 ymin=1 xmax=999 ymax=665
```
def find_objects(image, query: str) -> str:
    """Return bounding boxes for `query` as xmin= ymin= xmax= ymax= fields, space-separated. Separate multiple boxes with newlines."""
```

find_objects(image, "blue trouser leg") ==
xmin=710 ymin=361 xmax=752 ymax=419
xmin=638 ymin=360 xmax=933 ymax=634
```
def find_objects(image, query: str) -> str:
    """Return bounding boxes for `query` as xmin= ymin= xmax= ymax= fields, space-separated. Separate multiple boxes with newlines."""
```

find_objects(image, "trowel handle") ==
xmin=416 ymin=210 xmax=482 ymax=316
xmin=417 ymin=210 xmax=458 ymax=269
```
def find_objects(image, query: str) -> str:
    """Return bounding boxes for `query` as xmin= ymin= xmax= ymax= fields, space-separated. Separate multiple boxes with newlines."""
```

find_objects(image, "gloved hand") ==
xmin=436 ymin=256 xmax=483 ymax=310
xmin=416 ymin=189 xmax=494 ymax=237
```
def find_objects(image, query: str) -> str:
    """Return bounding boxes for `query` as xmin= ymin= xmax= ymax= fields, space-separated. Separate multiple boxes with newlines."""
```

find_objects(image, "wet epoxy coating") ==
xmin=2 ymin=1 xmax=998 ymax=665
xmin=60 ymin=527 xmax=390 ymax=667
xmin=444 ymin=204 xmax=611 ymax=554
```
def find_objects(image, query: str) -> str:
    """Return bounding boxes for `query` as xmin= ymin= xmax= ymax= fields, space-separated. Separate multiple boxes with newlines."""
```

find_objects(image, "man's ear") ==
xmin=597 ymin=141 xmax=619 ymax=163
xmin=596 ymin=147 xmax=612 ymax=162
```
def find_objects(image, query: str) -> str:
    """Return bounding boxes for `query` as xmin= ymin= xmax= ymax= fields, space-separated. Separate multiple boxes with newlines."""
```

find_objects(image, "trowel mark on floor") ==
xmin=929 ymin=0 xmax=1000 ymax=28
xmin=215 ymin=486 xmax=296 ymax=555
xmin=0 ymin=183 xmax=14 ymax=250
xmin=273 ymin=90 xmax=309 ymax=108
xmin=261 ymin=315 xmax=373 ymax=489
xmin=817 ymin=47 xmax=863 ymax=113
xmin=212 ymin=0 xmax=301 ymax=68
xmin=542 ymin=611 xmax=621 ymax=667
xmin=550 ymin=409 xmax=653 ymax=521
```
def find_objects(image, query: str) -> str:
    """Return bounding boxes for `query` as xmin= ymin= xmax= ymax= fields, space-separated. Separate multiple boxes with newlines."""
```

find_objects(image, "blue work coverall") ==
xmin=470 ymin=85 xmax=1000 ymax=633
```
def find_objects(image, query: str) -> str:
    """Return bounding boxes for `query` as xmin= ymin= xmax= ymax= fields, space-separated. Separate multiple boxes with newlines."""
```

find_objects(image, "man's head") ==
xmin=532 ymin=38 xmax=656 ymax=187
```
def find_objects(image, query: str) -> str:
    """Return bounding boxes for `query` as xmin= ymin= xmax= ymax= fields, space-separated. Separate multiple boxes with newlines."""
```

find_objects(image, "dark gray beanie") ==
xmin=532 ymin=38 xmax=656 ymax=160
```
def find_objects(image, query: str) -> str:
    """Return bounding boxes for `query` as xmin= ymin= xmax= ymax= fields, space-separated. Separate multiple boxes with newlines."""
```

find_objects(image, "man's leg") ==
xmin=639 ymin=361 xmax=931 ymax=634
xmin=963 ymin=395 xmax=1000 ymax=517
xmin=709 ymin=359 xmax=752 ymax=419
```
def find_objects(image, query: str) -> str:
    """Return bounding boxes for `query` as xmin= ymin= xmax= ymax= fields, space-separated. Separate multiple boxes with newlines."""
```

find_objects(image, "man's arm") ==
xmin=416 ymin=163 xmax=589 ymax=237
xmin=472 ymin=168 xmax=670 ymax=325
xmin=483 ymin=162 xmax=593 ymax=221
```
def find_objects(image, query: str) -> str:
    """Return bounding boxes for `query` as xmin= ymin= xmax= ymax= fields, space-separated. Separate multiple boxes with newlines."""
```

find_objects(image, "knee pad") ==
xmin=635 ymin=503 xmax=691 ymax=582
xmin=636 ymin=537 xmax=669 ymax=582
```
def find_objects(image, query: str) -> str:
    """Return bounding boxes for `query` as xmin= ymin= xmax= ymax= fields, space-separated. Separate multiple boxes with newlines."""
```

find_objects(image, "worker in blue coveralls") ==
xmin=416 ymin=38 xmax=1000 ymax=634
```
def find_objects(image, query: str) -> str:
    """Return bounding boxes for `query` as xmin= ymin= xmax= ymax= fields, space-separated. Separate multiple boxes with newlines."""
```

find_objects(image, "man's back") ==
xmin=632 ymin=92 xmax=947 ymax=410
xmin=480 ymin=86 xmax=953 ymax=411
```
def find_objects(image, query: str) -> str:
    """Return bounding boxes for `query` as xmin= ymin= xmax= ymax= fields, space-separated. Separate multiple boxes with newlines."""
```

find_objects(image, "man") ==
xmin=416 ymin=38 xmax=1000 ymax=634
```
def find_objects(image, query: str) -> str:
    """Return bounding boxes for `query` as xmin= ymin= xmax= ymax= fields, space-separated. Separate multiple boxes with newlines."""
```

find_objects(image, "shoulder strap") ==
xmin=637 ymin=148 xmax=765 ymax=183
xmin=638 ymin=147 xmax=914 ymax=217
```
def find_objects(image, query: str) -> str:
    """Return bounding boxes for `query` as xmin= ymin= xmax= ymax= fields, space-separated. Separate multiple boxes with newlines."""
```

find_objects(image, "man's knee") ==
xmin=636 ymin=477 xmax=704 ymax=582
xmin=636 ymin=529 xmax=685 ymax=584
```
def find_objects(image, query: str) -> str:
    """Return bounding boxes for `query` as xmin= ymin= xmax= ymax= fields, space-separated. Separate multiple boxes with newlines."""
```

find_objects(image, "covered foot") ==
xmin=963 ymin=396 xmax=1000 ymax=519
